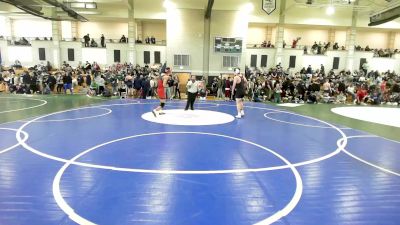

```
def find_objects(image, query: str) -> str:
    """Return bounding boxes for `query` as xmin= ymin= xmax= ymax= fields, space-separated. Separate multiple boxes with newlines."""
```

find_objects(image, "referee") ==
xmin=185 ymin=75 xmax=199 ymax=110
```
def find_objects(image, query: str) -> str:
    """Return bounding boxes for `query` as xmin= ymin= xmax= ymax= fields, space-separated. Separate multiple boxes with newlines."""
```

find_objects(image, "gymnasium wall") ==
xmin=77 ymin=21 xmax=128 ymax=40
xmin=394 ymin=33 xmax=400 ymax=49
xmin=0 ymin=16 xmax=7 ymax=36
xmin=247 ymin=25 xmax=276 ymax=45
xmin=135 ymin=44 xmax=166 ymax=65
xmin=166 ymin=8 xmax=205 ymax=74
xmin=208 ymin=10 xmax=249 ymax=75
xmin=283 ymin=28 xmax=329 ymax=46
xmin=356 ymin=31 xmax=390 ymax=49
xmin=12 ymin=19 xmax=52 ymax=38
xmin=61 ymin=21 xmax=73 ymax=39
xmin=141 ymin=20 xmax=166 ymax=42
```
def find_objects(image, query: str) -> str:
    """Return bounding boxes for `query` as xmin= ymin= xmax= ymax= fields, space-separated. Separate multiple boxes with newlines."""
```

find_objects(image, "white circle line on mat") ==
xmin=51 ymin=132 xmax=303 ymax=225
xmin=341 ymin=135 xmax=400 ymax=176
xmin=0 ymin=128 xmax=28 ymax=154
xmin=264 ymin=112 xmax=333 ymax=129
xmin=0 ymin=97 xmax=47 ymax=114
xmin=21 ymin=107 xmax=112 ymax=123
xmin=16 ymin=102 xmax=347 ymax=172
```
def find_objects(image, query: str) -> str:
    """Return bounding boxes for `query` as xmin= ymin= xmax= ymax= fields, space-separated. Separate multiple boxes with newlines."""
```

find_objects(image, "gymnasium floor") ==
xmin=0 ymin=95 xmax=399 ymax=225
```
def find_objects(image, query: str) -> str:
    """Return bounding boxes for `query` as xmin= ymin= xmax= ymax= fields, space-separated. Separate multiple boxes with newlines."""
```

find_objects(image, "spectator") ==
xmin=333 ymin=42 xmax=339 ymax=50
xmin=90 ymin=39 xmax=98 ymax=47
xmin=83 ymin=34 xmax=90 ymax=47
xmin=120 ymin=35 xmax=127 ymax=43
xmin=101 ymin=34 xmax=105 ymax=48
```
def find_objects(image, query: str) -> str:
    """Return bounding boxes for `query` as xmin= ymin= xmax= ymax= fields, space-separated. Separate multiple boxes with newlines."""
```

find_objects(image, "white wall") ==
xmin=247 ymin=25 xmax=276 ymax=45
xmin=335 ymin=30 xmax=347 ymax=47
xmin=356 ymin=31 xmax=389 ymax=49
xmin=30 ymin=40 xmax=54 ymax=64
xmin=61 ymin=21 xmax=72 ymax=39
xmin=7 ymin=46 xmax=33 ymax=66
xmin=353 ymin=51 xmax=374 ymax=71
xmin=106 ymin=43 xmax=128 ymax=64
xmin=245 ymin=48 xmax=276 ymax=69
xmin=326 ymin=50 xmax=348 ymax=71
xmin=60 ymin=41 xmax=83 ymax=68
xmin=394 ymin=33 xmax=400 ymax=49
xmin=166 ymin=9 xmax=205 ymax=74
xmin=12 ymin=19 xmax=52 ymax=38
xmin=0 ymin=16 xmax=6 ymax=36
xmin=78 ymin=21 xmax=128 ymax=40
xmin=209 ymin=10 xmax=249 ymax=75
xmin=285 ymin=7 xmax=352 ymax=27
xmin=142 ymin=21 xmax=166 ymax=42
xmin=135 ymin=44 xmax=166 ymax=65
xmin=81 ymin=48 xmax=107 ymax=65
xmin=370 ymin=57 xmax=397 ymax=73
xmin=284 ymin=28 xmax=329 ymax=46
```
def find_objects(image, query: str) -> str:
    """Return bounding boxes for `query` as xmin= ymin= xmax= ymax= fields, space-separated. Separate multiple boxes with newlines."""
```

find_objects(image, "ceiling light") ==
xmin=163 ymin=0 xmax=176 ymax=9
xmin=326 ymin=5 xmax=335 ymax=15
xmin=241 ymin=3 xmax=254 ymax=12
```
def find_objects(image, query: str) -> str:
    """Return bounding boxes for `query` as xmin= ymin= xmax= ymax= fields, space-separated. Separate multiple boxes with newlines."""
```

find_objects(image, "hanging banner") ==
xmin=262 ymin=0 xmax=276 ymax=15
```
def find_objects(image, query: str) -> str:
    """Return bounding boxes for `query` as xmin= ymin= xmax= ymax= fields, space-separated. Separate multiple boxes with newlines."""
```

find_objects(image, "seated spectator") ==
xmin=261 ymin=40 xmax=267 ymax=48
xmin=90 ymin=39 xmax=98 ymax=47
xmin=120 ymin=35 xmax=127 ymax=43
xmin=365 ymin=45 xmax=371 ymax=51
xmin=303 ymin=46 xmax=308 ymax=54
xmin=356 ymin=85 xmax=368 ymax=105
xmin=333 ymin=42 xmax=339 ymax=50
xmin=13 ymin=60 xmax=22 ymax=69
xmin=267 ymin=41 xmax=272 ymax=48
xmin=341 ymin=46 xmax=346 ymax=50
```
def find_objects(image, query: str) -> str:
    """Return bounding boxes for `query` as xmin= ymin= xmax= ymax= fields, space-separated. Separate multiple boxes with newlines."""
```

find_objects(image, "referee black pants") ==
xmin=185 ymin=92 xmax=197 ymax=110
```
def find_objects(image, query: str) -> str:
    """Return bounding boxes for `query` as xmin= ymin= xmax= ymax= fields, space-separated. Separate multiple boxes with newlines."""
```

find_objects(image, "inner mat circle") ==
xmin=141 ymin=109 xmax=235 ymax=126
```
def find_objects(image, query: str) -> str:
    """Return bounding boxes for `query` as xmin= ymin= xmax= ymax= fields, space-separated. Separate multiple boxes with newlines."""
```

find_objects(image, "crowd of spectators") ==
xmin=1 ymin=60 xmax=399 ymax=106
xmin=0 ymin=61 xmax=190 ymax=100
xmin=83 ymin=34 xmax=129 ymax=48
xmin=208 ymin=64 xmax=400 ymax=106
xmin=355 ymin=45 xmax=398 ymax=57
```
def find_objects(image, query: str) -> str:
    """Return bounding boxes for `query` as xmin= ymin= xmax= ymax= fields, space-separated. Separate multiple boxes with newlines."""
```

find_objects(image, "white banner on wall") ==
xmin=262 ymin=0 xmax=276 ymax=15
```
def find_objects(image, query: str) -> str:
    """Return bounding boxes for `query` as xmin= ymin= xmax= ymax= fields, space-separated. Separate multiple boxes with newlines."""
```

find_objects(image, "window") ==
xmin=67 ymin=48 xmax=75 ymax=61
xmin=289 ymin=56 xmax=296 ymax=68
xmin=174 ymin=54 xmax=190 ymax=67
xmin=154 ymin=51 xmax=161 ymax=64
xmin=38 ymin=48 xmax=46 ymax=61
xmin=144 ymin=51 xmax=150 ymax=64
xmin=114 ymin=50 xmax=120 ymax=63
xmin=250 ymin=55 xmax=257 ymax=67
xmin=222 ymin=55 xmax=240 ymax=68
xmin=261 ymin=55 xmax=268 ymax=67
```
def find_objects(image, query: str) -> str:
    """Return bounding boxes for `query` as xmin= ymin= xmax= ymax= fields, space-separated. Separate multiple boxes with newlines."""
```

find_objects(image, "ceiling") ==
xmin=0 ymin=0 xmax=399 ymax=24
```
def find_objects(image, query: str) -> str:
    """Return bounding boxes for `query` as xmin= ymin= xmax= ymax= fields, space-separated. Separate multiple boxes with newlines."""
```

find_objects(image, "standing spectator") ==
xmin=85 ymin=72 xmax=92 ymax=89
xmin=151 ymin=36 xmax=156 ymax=44
xmin=83 ymin=34 xmax=90 ymax=47
xmin=362 ymin=61 xmax=369 ymax=75
xmin=63 ymin=73 xmax=73 ymax=94
xmin=56 ymin=73 xmax=63 ymax=94
xmin=100 ymin=34 xmax=105 ymax=48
